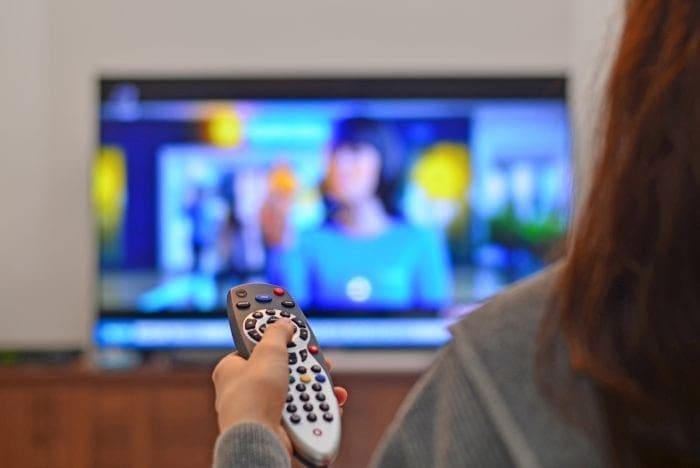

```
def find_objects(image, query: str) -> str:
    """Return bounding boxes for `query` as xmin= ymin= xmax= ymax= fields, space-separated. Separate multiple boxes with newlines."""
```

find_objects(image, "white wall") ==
xmin=1 ymin=0 xmax=616 ymax=348
xmin=569 ymin=0 xmax=623 ymax=202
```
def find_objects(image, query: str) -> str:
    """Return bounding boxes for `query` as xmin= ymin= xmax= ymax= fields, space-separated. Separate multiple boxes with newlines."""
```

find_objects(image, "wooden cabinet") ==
xmin=0 ymin=366 xmax=418 ymax=468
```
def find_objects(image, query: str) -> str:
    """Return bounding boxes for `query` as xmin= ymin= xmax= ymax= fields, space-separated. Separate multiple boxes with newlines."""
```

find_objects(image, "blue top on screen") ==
xmin=268 ymin=222 xmax=452 ymax=310
xmin=96 ymin=78 xmax=571 ymax=321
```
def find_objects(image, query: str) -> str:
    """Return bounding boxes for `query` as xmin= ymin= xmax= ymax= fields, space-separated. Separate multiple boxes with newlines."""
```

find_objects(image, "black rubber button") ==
xmin=320 ymin=402 xmax=330 ymax=412
xmin=286 ymin=394 xmax=293 ymax=403
xmin=299 ymin=393 xmax=310 ymax=402
xmin=282 ymin=300 xmax=296 ymax=308
xmin=247 ymin=330 xmax=262 ymax=341
xmin=286 ymin=404 xmax=297 ymax=413
xmin=323 ymin=413 xmax=333 ymax=422
xmin=312 ymin=383 xmax=322 ymax=392
xmin=292 ymin=318 xmax=306 ymax=328
xmin=237 ymin=301 xmax=251 ymax=309
xmin=303 ymin=403 xmax=313 ymax=412
xmin=289 ymin=375 xmax=295 ymax=384
xmin=290 ymin=414 xmax=301 ymax=424
xmin=266 ymin=309 xmax=276 ymax=316
xmin=253 ymin=311 xmax=263 ymax=319
xmin=235 ymin=290 xmax=247 ymax=298
xmin=307 ymin=413 xmax=317 ymax=422
xmin=244 ymin=319 xmax=256 ymax=330
xmin=296 ymin=383 xmax=306 ymax=392
xmin=287 ymin=342 xmax=295 ymax=348
xmin=296 ymin=366 xmax=307 ymax=374
xmin=315 ymin=393 xmax=326 ymax=401
xmin=299 ymin=329 xmax=309 ymax=340
xmin=280 ymin=310 xmax=291 ymax=318
xmin=268 ymin=317 xmax=279 ymax=324
xmin=259 ymin=324 xmax=267 ymax=333
xmin=299 ymin=350 xmax=308 ymax=362
xmin=311 ymin=365 xmax=322 ymax=373
xmin=288 ymin=353 xmax=297 ymax=365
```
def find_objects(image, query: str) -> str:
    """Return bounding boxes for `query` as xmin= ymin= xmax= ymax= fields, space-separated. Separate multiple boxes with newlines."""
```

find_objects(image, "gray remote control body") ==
xmin=226 ymin=283 xmax=341 ymax=467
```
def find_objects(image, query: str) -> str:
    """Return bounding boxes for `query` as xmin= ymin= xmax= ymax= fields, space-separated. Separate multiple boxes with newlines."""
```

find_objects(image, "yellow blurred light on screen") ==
xmin=206 ymin=108 xmax=243 ymax=148
xmin=412 ymin=143 xmax=472 ymax=200
xmin=93 ymin=146 xmax=127 ymax=239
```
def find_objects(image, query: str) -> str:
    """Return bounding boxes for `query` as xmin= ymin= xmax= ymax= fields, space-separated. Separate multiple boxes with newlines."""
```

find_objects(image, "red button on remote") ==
xmin=273 ymin=287 xmax=285 ymax=296
xmin=308 ymin=345 xmax=319 ymax=355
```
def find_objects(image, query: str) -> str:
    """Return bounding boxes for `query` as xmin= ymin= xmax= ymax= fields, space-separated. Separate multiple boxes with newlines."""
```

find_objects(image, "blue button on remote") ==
xmin=255 ymin=295 xmax=273 ymax=303
xmin=315 ymin=374 xmax=327 ymax=383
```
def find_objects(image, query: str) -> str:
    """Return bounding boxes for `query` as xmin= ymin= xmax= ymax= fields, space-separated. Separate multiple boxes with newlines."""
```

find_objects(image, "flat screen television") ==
xmin=93 ymin=77 xmax=571 ymax=349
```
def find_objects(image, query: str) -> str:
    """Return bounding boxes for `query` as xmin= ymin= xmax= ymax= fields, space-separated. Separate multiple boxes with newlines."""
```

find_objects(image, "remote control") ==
xmin=226 ymin=283 xmax=341 ymax=467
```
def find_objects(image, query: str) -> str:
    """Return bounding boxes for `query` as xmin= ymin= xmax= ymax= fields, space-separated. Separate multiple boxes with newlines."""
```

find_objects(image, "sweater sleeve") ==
xmin=213 ymin=422 xmax=290 ymax=468
xmin=369 ymin=343 xmax=514 ymax=468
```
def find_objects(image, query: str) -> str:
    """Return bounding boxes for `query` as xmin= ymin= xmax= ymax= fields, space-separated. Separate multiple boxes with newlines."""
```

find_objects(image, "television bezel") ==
xmin=94 ymin=75 xmax=567 ymax=347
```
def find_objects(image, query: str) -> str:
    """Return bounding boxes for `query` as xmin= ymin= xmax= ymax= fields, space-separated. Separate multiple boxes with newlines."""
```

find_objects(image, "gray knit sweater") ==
xmin=213 ymin=269 xmax=603 ymax=467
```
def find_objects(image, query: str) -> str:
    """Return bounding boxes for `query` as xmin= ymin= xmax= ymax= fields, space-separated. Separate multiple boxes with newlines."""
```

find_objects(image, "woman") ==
xmin=212 ymin=1 xmax=700 ymax=466
xmin=263 ymin=118 xmax=452 ymax=311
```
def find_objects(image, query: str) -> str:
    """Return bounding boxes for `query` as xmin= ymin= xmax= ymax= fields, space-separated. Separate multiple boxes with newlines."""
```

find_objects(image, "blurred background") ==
xmin=0 ymin=0 xmax=620 ymax=350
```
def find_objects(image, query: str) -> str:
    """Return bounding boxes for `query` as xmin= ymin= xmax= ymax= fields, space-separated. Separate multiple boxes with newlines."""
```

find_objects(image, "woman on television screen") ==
xmin=261 ymin=117 xmax=452 ymax=312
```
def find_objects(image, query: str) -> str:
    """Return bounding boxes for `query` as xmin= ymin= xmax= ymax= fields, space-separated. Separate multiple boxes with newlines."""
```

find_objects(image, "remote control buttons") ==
xmin=282 ymin=300 xmax=296 ymax=308
xmin=312 ymin=383 xmax=322 ymax=392
xmin=244 ymin=319 xmax=256 ymax=330
xmin=273 ymin=287 xmax=285 ymax=296
xmin=299 ymin=329 xmax=309 ymax=341
xmin=268 ymin=317 xmax=279 ymax=324
xmin=300 ymin=375 xmax=312 ymax=384
xmin=255 ymin=295 xmax=273 ymax=303
xmin=315 ymin=374 xmax=327 ymax=383
xmin=290 ymin=414 xmax=301 ymax=424
xmin=286 ymin=394 xmax=293 ymax=403
xmin=286 ymin=404 xmax=297 ymax=413
xmin=303 ymin=403 xmax=314 ymax=412
xmin=280 ymin=310 xmax=291 ymax=318
xmin=253 ymin=311 xmax=263 ymax=319
xmin=319 ymin=402 xmax=330 ymax=412
xmin=247 ymin=330 xmax=262 ymax=341
xmin=292 ymin=318 xmax=306 ymax=328
xmin=307 ymin=413 xmax=317 ymax=422
xmin=296 ymin=366 xmax=307 ymax=374
xmin=299 ymin=350 xmax=308 ymax=362
xmin=235 ymin=290 xmax=247 ymax=298
xmin=265 ymin=309 xmax=276 ymax=316
xmin=323 ymin=413 xmax=334 ymax=422
xmin=286 ymin=341 xmax=295 ymax=348
xmin=289 ymin=375 xmax=295 ymax=384
xmin=295 ymin=383 xmax=306 ymax=392
xmin=311 ymin=365 xmax=322 ymax=373
xmin=237 ymin=301 xmax=251 ymax=309
xmin=288 ymin=353 xmax=297 ymax=365
xmin=316 ymin=393 xmax=326 ymax=402
xmin=299 ymin=393 xmax=310 ymax=402
xmin=308 ymin=345 xmax=319 ymax=355
xmin=259 ymin=324 xmax=267 ymax=334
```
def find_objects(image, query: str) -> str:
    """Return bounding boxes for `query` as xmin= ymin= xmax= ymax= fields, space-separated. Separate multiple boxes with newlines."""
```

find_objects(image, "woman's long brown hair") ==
xmin=539 ymin=0 xmax=700 ymax=466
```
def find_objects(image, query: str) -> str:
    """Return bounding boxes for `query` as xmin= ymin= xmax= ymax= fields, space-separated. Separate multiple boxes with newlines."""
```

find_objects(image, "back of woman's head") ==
xmin=540 ymin=0 xmax=700 ymax=466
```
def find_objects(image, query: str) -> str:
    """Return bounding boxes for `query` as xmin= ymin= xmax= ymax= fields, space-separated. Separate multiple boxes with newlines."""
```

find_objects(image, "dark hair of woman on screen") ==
xmin=538 ymin=0 xmax=700 ymax=466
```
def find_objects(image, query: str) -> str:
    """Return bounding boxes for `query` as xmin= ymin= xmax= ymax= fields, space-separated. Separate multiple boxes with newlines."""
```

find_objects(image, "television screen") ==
xmin=94 ymin=77 xmax=570 ymax=348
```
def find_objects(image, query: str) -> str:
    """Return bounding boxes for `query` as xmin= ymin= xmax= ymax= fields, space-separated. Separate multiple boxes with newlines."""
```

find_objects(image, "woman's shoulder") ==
xmin=439 ymin=264 xmax=602 ymax=467
xmin=450 ymin=265 xmax=561 ymax=349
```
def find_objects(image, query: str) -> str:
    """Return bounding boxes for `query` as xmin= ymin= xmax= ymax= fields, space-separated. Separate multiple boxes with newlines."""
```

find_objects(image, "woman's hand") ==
xmin=212 ymin=319 xmax=348 ymax=455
